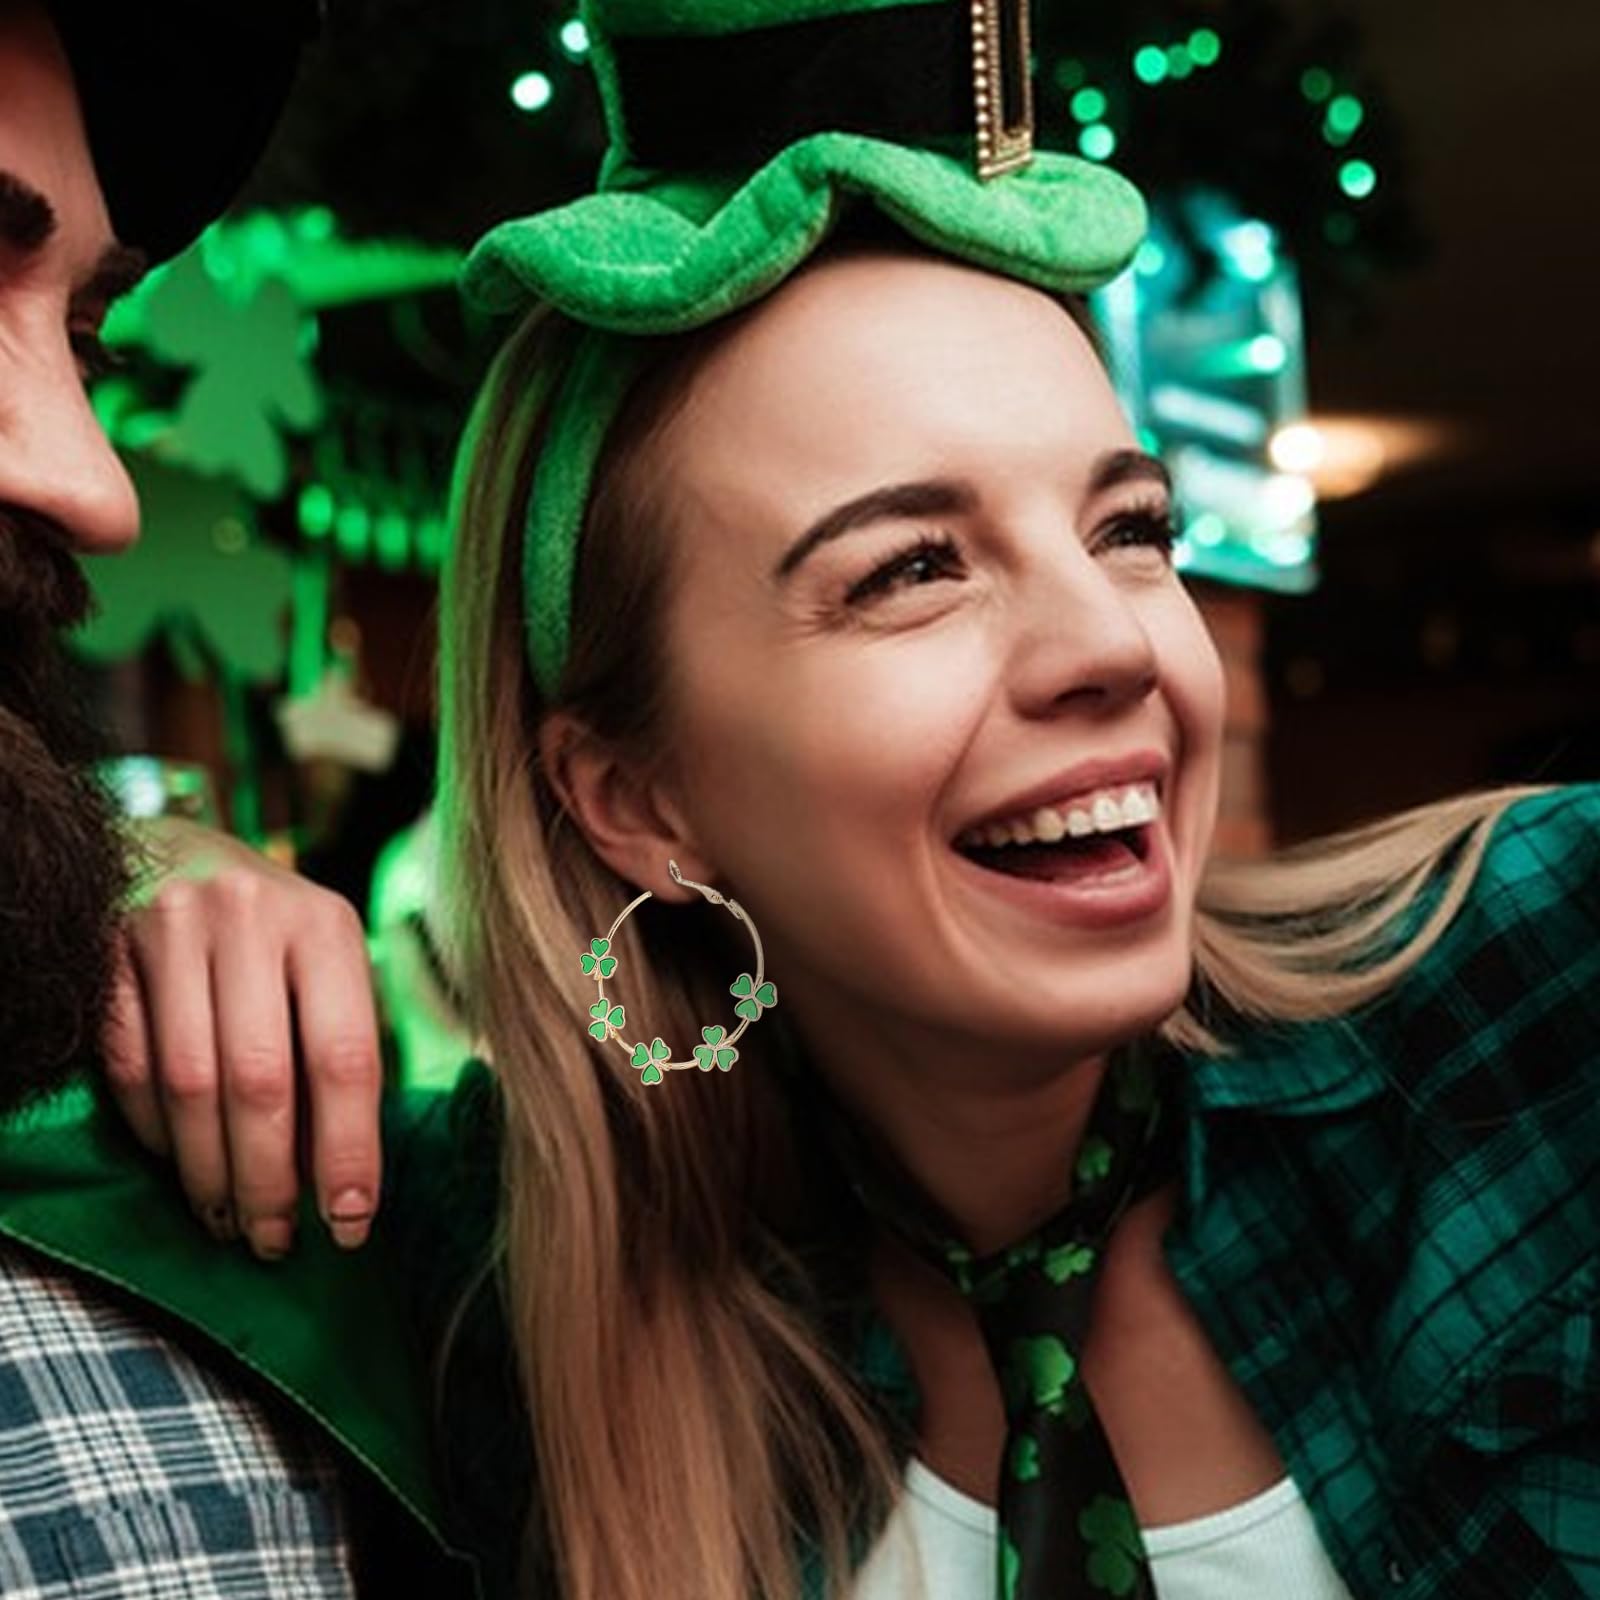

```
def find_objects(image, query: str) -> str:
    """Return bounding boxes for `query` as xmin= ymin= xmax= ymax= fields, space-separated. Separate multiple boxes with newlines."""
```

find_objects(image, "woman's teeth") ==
xmin=956 ymin=782 xmax=1161 ymax=850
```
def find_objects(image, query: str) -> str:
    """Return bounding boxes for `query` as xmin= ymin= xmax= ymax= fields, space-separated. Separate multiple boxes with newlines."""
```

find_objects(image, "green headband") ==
xmin=460 ymin=0 xmax=1150 ymax=699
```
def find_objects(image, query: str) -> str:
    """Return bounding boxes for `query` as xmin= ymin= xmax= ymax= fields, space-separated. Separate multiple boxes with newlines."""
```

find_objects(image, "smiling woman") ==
xmin=419 ymin=195 xmax=1593 ymax=1600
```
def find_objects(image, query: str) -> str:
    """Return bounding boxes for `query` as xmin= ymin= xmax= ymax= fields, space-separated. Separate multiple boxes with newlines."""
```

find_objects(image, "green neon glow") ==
xmin=1070 ymin=86 xmax=1107 ymax=123
xmin=1326 ymin=94 xmax=1365 ymax=136
xmin=1188 ymin=29 xmax=1222 ymax=66
xmin=1300 ymin=67 xmax=1334 ymax=103
xmin=375 ymin=510 xmax=411 ymax=571
xmin=1079 ymin=124 xmax=1117 ymax=161
xmin=1248 ymin=334 xmax=1288 ymax=373
xmin=1134 ymin=240 xmax=1167 ymax=277
xmin=335 ymin=503 xmax=371 ymax=561
xmin=298 ymin=483 xmax=335 ymax=540
xmin=1133 ymin=45 xmax=1169 ymax=84
xmin=510 ymin=70 xmax=553 ymax=112
xmin=1339 ymin=159 xmax=1378 ymax=199
xmin=559 ymin=17 xmax=590 ymax=55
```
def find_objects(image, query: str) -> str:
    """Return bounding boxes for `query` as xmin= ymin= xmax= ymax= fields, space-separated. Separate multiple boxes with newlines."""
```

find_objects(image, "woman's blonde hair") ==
xmin=437 ymin=243 xmax=1548 ymax=1600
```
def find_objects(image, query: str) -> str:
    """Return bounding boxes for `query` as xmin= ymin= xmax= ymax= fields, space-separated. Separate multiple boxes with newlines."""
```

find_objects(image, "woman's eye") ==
xmin=1097 ymin=507 xmax=1179 ymax=560
xmin=844 ymin=533 xmax=964 ymax=606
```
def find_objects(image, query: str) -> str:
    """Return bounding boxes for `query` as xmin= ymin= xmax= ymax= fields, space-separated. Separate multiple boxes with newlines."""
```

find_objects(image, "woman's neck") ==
xmin=791 ymin=1003 xmax=1111 ymax=1257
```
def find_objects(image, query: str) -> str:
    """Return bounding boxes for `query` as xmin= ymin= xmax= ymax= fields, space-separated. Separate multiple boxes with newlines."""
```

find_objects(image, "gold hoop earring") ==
xmin=579 ymin=860 xmax=777 ymax=1085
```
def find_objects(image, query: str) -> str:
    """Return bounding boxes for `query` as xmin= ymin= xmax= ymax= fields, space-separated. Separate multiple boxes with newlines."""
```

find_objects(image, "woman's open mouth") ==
xmin=949 ymin=781 xmax=1171 ymax=927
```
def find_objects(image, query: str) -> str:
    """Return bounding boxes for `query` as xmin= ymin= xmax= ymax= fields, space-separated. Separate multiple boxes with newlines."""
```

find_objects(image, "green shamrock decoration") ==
xmin=692 ymin=1025 xmax=739 ymax=1072
xmin=729 ymin=972 xmax=777 ymax=1021
xmin=1004 ymin=1334 xmax=1076 ymax=1416
xmin=1009 ymin=1433 xmax=1041 ymax=1482
xmin=1001 ymin=1533 xmax=1022 ymax=1599
xmin=1080 ymin=1493 xmax=1143 ymax=1596
xmin=579 ymin=937 xmax=618 ymax=978
xmin=1075 ymin=1134 xmax=1113 ymax=1187
xmin=630 ymin=1036 xmax=672 ymax=1086
xmin=588 ymin=999 xmax=624 ymax=1040
xmin=1044 ymin=1242 xmax=1096 ymax=1284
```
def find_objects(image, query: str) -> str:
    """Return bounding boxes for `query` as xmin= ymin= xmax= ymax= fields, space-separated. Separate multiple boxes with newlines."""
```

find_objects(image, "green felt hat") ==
xmin=462 ymin=0 xmax=1149 ymax=696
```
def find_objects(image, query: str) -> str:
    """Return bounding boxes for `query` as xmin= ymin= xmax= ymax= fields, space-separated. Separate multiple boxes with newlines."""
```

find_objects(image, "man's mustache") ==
xmin=0 ymin=513 xmax=94 ymax=632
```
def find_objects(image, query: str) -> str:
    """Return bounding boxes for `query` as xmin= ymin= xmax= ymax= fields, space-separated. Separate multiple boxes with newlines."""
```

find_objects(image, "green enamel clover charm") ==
xmin=588 ymin=999 xmax=625 ymax=1040
xmin=729 ymin=972 xmax=777 ymax=1021
xmin=630 ymin=1037 xmax=671 ymax=1086
xmin=579 ymin=937 xmax=617 ymax=978
xmin=581 ymin=860 xmax=775 ymax=1085
xmin=692 ymin=1025 xmax=739 ymax=1072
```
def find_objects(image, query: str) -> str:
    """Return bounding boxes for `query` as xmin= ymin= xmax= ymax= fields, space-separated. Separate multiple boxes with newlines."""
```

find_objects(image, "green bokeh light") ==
xmin=375 ymin=510 xmax=411 ymax=572
xmin=1326 ymin=94 xmax=1365 ymax=136
xmin=1053 ymin=57 xmax=1087 ymax=93
xmin=1300 ymin=67 xmax=1334 ymax=103
xmin=1070 ymin=86 xmax=1108 ymax=123
xmin=559 ymin=18 xmax=589 ymax=56
xmin=298 ymin=484 xmax=335 ymax=540
xmin=510 ymin=70 xmax=553 ymax=112
xmin=1339 ymin=159 xmax=1378 ymax=199
xmin=1188 ymin=29 xmax=1222 ymax=66
xmin=335 ymin=502 xmax=371 ymax=561
xmin=1079 ymin=123 xmax=1117 ymax=161
xmin=1167 ymin=45 xmax=1194 ymax=78
xmin=1133 ymin=45 xmax=1169 ymax=84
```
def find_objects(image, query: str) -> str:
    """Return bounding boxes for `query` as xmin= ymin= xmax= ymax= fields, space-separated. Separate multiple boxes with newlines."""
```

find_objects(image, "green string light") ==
xmin=298 ymin=483 xmax=335 ymax=540
xmin=509 ymin=70 xmax=553 ymax=112
xmin=1133 ymin=45 xmax=1169 ymax=84
xmin=375 ymin=510 xmax=411 ymax=572
xmin=1166 ymin=44 xmax=1194 ymax=79
xmin=1053 ymin=57 xmax=1087 ymax=92
xmin=335 ymin=502 xmax=371 ymax=561
xmin=1079 ymin=123 xmax=1117 ymax=161
xmin=1188 ymin=29 xmax=1222 ymax=66
xmin=1339 ymin=159 xmax=1378 ymax=199
xmin=1300 ymin=66 xmax=1334 ymax=103
xmin=1327 ymin=94 xmax=1365 ymax=134
xmin=559 ymin=17 xmax=590 ymax=57
xmin=1070 ymin=86 xmax=1108 ymax=123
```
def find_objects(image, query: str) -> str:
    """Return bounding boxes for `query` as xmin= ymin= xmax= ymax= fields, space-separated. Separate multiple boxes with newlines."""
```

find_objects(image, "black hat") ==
xmin=46 ymin=1 xmax=322 ymax=263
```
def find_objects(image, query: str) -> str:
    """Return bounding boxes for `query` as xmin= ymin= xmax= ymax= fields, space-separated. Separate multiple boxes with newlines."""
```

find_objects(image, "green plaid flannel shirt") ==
xmin=405 ymin=782 xmax=1600 ymax=1599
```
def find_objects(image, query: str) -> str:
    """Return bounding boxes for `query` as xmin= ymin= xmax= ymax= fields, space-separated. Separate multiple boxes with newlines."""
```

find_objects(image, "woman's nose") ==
xmin=1005 ymin=544 xmax=1160 ymax=716
xmin=0 ymin=339 xmax=140 ymax=555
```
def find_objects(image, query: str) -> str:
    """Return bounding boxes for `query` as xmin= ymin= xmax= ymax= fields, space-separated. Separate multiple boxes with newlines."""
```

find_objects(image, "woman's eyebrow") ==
xmin=773 ymin=479 xmax=977 ymax=583
xmin=1089 ymin=448 xmax=1172 ymax=498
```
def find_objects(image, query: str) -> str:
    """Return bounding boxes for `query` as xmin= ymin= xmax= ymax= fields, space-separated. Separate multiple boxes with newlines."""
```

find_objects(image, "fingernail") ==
xmin=330 ymin=1218 xmax=370 ymax=1250
xmin=327 ymin=1189 xmax=373 ymax=1223
xmin=248 ymin=1218 xmax=295 ymax=1260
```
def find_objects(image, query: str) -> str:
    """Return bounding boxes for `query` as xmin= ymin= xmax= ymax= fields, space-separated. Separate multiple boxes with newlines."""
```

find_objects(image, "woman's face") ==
xmin=649 ymin=249 xmax=1226 ymax=1075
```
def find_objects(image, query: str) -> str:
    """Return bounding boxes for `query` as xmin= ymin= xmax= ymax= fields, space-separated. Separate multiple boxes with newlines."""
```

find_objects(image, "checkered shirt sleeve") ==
xmin=0 ymin=1242 xmax=358 ymax=1598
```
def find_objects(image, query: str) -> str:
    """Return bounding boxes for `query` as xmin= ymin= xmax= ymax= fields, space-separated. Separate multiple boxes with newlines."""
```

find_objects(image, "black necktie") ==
xmin=796 ymin=1039 xmax=1181 ymax=1598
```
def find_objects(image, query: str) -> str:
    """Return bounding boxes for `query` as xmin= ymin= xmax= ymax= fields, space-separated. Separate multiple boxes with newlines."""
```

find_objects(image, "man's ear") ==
xmin=537 ymin=709 xmax=714 ymax=902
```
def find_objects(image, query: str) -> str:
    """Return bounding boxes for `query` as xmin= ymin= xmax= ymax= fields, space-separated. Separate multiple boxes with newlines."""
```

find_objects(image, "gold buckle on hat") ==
xmin=971 ymin=0 xmax=1034 ymax=179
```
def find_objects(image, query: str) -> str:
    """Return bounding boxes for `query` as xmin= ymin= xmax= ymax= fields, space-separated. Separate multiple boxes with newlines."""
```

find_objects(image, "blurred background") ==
xmin=75 ymin=0 xmax=1598 ymax=1075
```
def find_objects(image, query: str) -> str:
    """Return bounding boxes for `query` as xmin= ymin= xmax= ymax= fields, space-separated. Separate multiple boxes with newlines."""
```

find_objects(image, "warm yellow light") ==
xmin=1269 ymin=423 xmax=1328 ymax=475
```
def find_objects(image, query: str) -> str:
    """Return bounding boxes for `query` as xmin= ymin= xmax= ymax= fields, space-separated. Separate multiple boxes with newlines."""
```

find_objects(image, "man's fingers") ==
xmin=132 ymin=884 xmax=235 ymax=1241
xmin=211 ymin=887 xmax=301 ymax=1261
xmin=289 ymin=898 xmax=383 ymax=1250
xmin=101 ymin=933 xmax=169 ymax=1156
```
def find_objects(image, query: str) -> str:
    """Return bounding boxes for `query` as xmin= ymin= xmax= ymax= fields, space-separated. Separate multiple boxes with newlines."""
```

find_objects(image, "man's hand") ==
xmin=105 ymin=817 xmax=381 ymax=1260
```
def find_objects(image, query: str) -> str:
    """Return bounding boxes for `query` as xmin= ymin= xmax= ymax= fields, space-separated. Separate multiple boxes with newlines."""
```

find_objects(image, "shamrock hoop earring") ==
xmin=579 ymin=860 xmax=778 ymax=1085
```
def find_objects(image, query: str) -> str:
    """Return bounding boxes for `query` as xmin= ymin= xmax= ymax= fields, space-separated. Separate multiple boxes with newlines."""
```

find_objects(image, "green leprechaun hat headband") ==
xmin=460 ymin=0 xmax=1150 ymax=699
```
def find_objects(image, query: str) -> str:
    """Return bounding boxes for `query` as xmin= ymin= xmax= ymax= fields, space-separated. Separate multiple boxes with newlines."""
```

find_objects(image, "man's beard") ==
xmin=0 ymin=522 xmax=132 ymax=1115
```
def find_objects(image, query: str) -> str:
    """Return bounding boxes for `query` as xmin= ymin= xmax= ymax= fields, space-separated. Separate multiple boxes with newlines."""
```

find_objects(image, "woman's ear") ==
xmin=537 ymin=709 xmax=715 ymax=901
